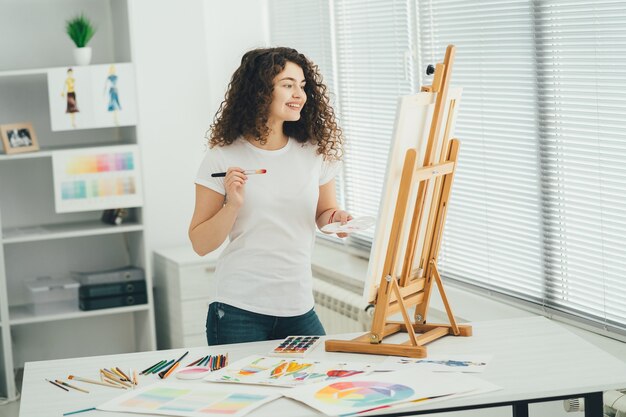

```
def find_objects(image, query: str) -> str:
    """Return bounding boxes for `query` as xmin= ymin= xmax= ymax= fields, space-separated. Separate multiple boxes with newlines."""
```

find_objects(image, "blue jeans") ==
xmin=206 ymin=302 xmax=326 ymax=345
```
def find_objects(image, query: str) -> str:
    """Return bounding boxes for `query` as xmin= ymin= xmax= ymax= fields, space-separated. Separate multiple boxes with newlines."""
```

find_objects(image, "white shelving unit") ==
xmin=0 ymin=0 xmax=156 ymax=400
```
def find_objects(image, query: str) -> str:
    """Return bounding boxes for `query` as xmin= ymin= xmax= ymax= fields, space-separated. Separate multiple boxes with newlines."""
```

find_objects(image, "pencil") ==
xmin=55 ymin=379 xmax=89 ymax=393
xmin=152 ymin=359 xmax=174 ymax=374
xmin=211 ymin=169 xmax=267 ymax=177
xmin=133 ymin=369 xmax=138 ymax=385
xmin=115 ymin=367 xmax=131 ymax=382
xmin=101 ymin=374 xmax=129 ymax=389
xmin=161 ymin=361 xmax=180 ymax=379
xmin=159 ymin=351 xmax=188 ymax=378
xmin=141 ymin=359 xmax=165 ymax=374
xmin=62 ymin=406 xmax=96 ymax=416
xmin=186 ymin=355 xmax=207 ymax=367
xmin=68 ymin=375 xmax=125 ymax=389
xmin=46 ymin=378 xmax=69 ymax=391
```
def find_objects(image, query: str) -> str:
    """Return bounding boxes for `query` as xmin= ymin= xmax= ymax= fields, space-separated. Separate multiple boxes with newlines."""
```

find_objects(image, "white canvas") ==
xmin=47 ymin=66 xmax=96 ymax=131
xmin=363 ymin=88 xmax=462 ymax=304
xmin=91 ymin=63 xmax=138 ymax=128
xmin=52 ymin=144 xmax=144 ymax=213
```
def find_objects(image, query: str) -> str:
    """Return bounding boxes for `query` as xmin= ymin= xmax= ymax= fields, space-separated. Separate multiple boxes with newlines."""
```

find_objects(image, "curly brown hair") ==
xmin=208 ymin=47 xmax=343 ymax=160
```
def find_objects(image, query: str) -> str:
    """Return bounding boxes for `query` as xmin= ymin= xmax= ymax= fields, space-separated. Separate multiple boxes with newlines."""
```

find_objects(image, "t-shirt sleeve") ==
xmin=320 ymin=158 xmax=342 ymax=185
xmin=195 ymin=147 xmax=226 ymax=195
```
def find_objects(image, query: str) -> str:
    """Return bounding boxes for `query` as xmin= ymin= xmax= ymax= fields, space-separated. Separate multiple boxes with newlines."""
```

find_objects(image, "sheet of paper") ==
xmin=377 ymin=354 xmax=492 ymax=373
xmin=97 ymin=381 xmax=280 ymax=417
xmin=283 ymin=369 xmax=492 ymax=416
xmin=204 ymin=355 xmax=375 ymax=388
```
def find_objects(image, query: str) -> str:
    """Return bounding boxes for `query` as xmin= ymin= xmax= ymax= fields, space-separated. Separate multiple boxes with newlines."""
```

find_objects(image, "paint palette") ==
xmin=269 ymin=336 xmax=322 ymax=357
xmin=321 ymin=216 xmax=376 ymax=234
xmin=175 ymin=366 xmax=212 ymax=380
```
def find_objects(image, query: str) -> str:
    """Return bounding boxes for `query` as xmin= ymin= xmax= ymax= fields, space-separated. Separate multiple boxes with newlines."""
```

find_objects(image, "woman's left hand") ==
xmin=331 ymin=210 xmax=353 ymax=238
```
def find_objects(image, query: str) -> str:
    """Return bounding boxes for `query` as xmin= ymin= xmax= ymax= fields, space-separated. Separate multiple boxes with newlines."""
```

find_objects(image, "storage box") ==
xmin=25 ymin=277 xmax=79 ymax=315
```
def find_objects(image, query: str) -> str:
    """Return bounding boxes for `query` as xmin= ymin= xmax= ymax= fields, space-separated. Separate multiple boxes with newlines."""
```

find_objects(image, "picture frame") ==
xmin=0 ymin=122 xmax=40 ymax=155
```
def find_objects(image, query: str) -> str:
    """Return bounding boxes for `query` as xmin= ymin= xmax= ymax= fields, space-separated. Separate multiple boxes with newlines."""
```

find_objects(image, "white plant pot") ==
xmin=73 ymin=47 xmax=92 ymax=66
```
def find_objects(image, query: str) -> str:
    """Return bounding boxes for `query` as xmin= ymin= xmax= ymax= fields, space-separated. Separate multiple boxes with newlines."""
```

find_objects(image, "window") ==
xmin=269 ymin=0 xmax=626 ymax=336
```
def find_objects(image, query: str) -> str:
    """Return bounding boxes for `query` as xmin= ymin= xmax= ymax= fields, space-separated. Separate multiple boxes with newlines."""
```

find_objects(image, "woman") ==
xmin=189 ymin=47 xmax=352 ymax=345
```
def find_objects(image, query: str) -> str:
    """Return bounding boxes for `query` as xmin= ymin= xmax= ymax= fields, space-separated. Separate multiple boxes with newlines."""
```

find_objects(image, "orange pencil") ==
xmin=161 ymin=362 xmax=180 ymax=379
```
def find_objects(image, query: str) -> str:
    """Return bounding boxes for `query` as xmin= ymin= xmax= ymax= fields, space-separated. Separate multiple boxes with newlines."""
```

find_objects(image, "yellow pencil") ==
xmin=101 ymin=373 xmax=129 ymax=389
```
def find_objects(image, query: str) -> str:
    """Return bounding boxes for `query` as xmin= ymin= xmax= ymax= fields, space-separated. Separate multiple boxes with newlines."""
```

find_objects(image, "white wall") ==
xmin=128 ymin=0 xmax=269 ymax=257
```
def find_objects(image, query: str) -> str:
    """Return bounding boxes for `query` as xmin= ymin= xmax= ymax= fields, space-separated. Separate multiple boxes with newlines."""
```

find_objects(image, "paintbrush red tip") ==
xmin=260 ymin=169 xmax=267 ymax=173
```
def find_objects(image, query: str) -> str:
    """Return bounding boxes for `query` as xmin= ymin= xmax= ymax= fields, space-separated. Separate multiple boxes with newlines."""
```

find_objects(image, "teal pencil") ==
xmin=63 ymin=406 xmax=96 ymax=416
xmin=151 ymin=359 xmax=174 ymax=374
xmin=141 ymin=359 xmax=165 ymax=375
xmin=140 ymin=359 xmax=167 ymax=375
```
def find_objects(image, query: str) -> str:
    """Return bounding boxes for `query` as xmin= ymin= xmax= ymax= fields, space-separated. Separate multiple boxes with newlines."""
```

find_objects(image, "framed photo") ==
xmin=0 ymin=122 xmax=40 ymax=155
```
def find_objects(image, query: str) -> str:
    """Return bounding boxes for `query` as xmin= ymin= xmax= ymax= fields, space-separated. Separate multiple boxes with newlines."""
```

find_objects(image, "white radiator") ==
xmin=312 ymin=277 xmax=372 ymax=334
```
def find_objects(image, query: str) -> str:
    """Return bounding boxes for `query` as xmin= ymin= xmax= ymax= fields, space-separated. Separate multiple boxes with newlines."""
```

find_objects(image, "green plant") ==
xmin=65 ymin=14 xmax=96 ymax=48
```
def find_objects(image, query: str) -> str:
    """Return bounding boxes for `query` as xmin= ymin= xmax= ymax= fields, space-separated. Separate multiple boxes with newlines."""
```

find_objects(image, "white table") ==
xmin=19 ymin=317 xmax=626 ymax=417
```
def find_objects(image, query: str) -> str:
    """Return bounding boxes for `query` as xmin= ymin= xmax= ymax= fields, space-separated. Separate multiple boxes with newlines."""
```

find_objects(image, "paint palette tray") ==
xmin=268 ymin=336 xmax=322 ymax=357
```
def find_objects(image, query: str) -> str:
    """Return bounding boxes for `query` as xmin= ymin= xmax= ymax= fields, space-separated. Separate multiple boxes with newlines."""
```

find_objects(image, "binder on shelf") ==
xmin=71 ymin=266 xmax=144 ymax=285
xmin=79 ymin=280 xmax=146 ymax=299
xmin=79 ymin=293 xmax=147 ymax=311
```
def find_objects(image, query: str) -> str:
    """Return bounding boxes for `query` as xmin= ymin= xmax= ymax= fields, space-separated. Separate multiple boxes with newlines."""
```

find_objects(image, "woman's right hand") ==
xmin=224 ymin=167 xmax=247 ymax=209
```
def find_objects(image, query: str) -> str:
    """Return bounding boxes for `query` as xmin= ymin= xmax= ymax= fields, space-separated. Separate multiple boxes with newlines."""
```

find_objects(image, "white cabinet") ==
xmin=153 ymin=246 xmax=221 ymax=350
xmin=0 ymin=0 xmax=155 ymax=400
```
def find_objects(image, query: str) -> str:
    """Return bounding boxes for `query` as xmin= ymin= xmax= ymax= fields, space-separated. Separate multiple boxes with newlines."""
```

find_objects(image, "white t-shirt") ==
xmin=195 ymin=138 xmax=341 ymax=316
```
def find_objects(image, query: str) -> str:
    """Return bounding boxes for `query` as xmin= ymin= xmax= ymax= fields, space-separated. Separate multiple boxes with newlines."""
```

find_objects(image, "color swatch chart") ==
xmin=52 ymin=145 xmax=144 ymax=213
xmin=269 ymin=336 xmax=321 ymax=357
xmin=98 ymin=384 xmax=279 ymax=417
xmin=65 ymin=152 xmax=134 ymax=174
xmin=61 ymin=177 xmax=136 ymax=200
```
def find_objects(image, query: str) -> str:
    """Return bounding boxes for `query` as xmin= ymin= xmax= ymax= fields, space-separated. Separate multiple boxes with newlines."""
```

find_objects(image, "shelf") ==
xmin=9 ymin=303 xmax=150 ymax=326
xmin=2 ymin=221 xmax=143 ymax=244
xmin=0 ymin=68 xmax=48 ymax=79
xmin=0 ymin=141 xmax=137 ymax=162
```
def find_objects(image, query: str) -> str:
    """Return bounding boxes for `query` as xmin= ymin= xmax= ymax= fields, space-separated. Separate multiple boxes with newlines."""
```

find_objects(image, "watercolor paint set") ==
xmin=268 ymin=336 xmax=322 ymax=357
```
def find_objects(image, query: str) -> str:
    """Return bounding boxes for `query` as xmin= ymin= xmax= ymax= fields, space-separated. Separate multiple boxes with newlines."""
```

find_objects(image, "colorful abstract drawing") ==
xmin=120 ymin=387 xmax=191 ymax=409
xmin=315 ymin=381 xmax=414 ymax=408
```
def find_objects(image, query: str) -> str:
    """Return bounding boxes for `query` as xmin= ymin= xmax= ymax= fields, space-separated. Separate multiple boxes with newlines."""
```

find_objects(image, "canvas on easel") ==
xmin=326 ymin=45 xmax=470 ymax=358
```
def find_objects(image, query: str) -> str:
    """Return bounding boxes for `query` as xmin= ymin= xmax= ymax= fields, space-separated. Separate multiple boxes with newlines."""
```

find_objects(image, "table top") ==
xmin=19 ymin=316 xmax=626 ymax=416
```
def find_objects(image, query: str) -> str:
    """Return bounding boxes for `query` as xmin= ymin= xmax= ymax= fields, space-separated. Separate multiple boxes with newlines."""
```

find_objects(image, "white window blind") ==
xmin=534 ymin=1 xmax=626 ymax=331
xmin=333 ymin=0 xmax=417 ymax=248
xmin=418 ymin=0 xmax=544 ymax=303
xmin=268 ymin=0 xmax=335 ymax=93
xmin=420 ymin=0 xmax=626 ymax=333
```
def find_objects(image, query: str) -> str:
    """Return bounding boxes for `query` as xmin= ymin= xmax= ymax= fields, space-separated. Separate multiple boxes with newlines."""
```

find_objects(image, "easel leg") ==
xmin=431 ymin=262 xmax=460 ymax=335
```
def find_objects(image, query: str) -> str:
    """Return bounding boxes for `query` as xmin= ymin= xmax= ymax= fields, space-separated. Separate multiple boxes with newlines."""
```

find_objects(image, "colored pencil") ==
xmin=133 ymin=368 xmax=138 ymax=385
xmin=101 ymin=374 xmax=128 ymax=389
xmin=211 ymin=169 xmax=267 ymax=177
xmin=68 ymin=375 xmax=125 ymax=389
xmin=161 ymin=361 xmax=180 ymax=379
xmin=55 ymin=379 xmax=89 ymax=393
xmin=46 ymin=378 xmax=69 ymax=391
xmin=152 ymin=359 xmax=174 ymax=374
xmin=100 ymin=369 xmax=132 ymax=388
xmin=115 ymin=367 xmax=131 ymax=382
xmin=62 ymin=406 xmax=96 ymax=416
xmin=158 ymin=351 xmax=188 ymax=378
xmin=141 ymin=359 xmax=165 ymax=374
xmin=186 ymin=355 xmax=207 ymax=367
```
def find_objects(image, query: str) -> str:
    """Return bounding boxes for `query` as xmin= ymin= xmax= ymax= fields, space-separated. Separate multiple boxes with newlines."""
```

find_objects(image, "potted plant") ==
xmin=65 ymin=13 xmax=97 ymax=66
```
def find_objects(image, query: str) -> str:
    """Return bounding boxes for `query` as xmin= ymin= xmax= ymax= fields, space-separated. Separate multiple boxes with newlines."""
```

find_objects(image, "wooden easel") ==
xmin=325 ymin=45 xmax=471 ymax=358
